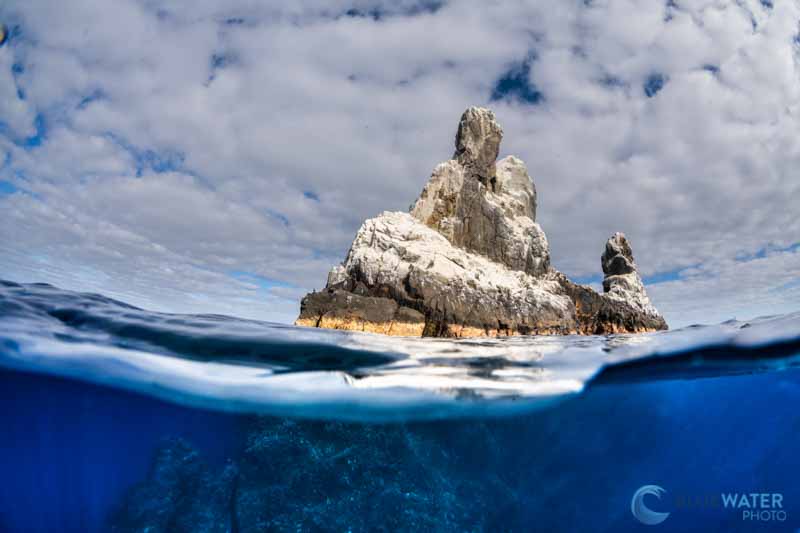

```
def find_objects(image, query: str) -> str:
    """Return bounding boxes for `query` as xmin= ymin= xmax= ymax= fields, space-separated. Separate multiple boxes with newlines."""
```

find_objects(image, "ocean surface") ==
xmin=1 ymin=279 xmax=800 ymax=532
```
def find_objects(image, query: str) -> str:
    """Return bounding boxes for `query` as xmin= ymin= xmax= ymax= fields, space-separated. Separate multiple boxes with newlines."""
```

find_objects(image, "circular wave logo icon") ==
xmin=631 ymin=485 xmax=671 ymax=525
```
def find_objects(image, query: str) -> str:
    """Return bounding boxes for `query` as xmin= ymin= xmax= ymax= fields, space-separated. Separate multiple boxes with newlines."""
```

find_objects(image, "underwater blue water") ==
xmin=1 ymin=279 xmax=800 ymax=532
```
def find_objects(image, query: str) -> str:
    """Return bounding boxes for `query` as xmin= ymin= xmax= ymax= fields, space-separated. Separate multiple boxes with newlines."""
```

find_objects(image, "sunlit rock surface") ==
xmin=297 ymin=107 xmax=667 ymax=337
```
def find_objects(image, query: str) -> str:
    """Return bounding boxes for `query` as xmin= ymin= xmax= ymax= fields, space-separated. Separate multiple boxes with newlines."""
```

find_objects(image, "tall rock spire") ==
xmin=453 ymin=106 xmax=503 ymax=187
xmin=411 ymin=106 xmax=546 ymax=277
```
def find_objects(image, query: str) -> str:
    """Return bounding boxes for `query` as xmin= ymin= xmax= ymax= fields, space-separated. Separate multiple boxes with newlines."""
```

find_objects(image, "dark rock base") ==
xmin=297 ymin=274 xmax=668 ymax=338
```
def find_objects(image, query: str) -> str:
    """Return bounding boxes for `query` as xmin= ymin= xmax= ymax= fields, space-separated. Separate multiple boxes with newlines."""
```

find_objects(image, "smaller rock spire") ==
xmin=601 ymin=232 xmax=636 ymax=277
xmin=600 ymin=232 xmax=663 ymax=322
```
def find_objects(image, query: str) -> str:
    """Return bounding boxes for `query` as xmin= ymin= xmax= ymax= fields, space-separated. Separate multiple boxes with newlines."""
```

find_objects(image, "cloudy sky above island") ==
xmin=0 ymin=0 xmax=798 ymax=328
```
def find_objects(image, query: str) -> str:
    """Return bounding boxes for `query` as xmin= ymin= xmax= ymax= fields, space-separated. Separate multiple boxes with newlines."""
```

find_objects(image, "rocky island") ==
xmin=296 ymin=107 xmax=667 ymax=337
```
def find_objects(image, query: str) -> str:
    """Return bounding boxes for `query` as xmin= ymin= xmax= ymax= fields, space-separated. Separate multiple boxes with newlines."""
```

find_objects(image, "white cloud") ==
xmin=0 ymin=0 xmax=798 ymax=327
xmin=649 ymin=246 xmax=800 ymax=326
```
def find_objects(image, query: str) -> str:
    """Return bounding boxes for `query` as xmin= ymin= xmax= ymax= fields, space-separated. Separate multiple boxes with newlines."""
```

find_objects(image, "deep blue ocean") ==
xmin=1 ymin=279 xmax=800 ymax=532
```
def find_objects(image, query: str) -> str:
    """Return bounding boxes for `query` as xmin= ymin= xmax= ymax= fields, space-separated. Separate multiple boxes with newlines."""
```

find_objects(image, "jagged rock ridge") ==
xmin=297 ymin=107 xmax=667 ymax=337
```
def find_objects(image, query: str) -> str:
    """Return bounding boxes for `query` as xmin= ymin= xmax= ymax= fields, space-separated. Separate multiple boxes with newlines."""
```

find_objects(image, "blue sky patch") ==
xmin=572 ymin=274 xmax=602 ymax=285
xmin=207 ymin=53 xmax=238 ymax=85
xmin=490 ymin=56 xmax=543 ymax=105
xmin=344 ymin=7 xmax=383 ymax=20
xmin=573 ymin=266 xmax=692 ymax=286
xmin=342 ymin=1 xmax=444 ymax=20
xmin=771 ymin=278 xmax=800 ymax=292
xmin=644 ymin=73 xmax=667 ymax=97
xmin=736 ymin=242 xmax=800 ymax=262
xmin=643 ymin=267 xmax=687 ymax=285
xmin=211 ymin=53 xmax=230 ymax=69
xmin=10 ymin=62 xmax=25 ymax=100
xmin=664 ymin=0 xmax=677 ymax=22
xmin=229 ymin=271 xmax=294 ymax=291
xmin=598 ymin=74 xmax=627 ymax=90
xmin=266 ymin=209 xmax=290 ymax=227
xmin=137 ymin=149 xmax=183 ymax=174
xmin=400 ymin=0 xmax=446 ymax=16
xmin=103 ymin=133 xmax=185 ymax=176
xmin=77 ymin=89 xmax=106 ymax=110
xmin=0 ymin=180 xmax=18 ymax=196
xmin=303 ymin=190 xmax=320 ymax=202
xmin=23 ymin=114 xmax=47 ymax=148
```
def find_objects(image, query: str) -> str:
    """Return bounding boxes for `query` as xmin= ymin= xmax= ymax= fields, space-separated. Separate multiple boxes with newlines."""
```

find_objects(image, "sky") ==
xmin=0 ymin=0 xmax=798 ymax=328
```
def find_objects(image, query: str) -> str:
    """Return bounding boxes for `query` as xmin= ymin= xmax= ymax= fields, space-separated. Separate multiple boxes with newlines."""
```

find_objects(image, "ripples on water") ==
xmin=1 ymin=279 xmax=799 ymax=421
xmin=2 ymin=279 xmax=800 ymax=532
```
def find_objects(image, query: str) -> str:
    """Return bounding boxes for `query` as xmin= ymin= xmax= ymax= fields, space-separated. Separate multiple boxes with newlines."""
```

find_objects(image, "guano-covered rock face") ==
xmin=296 ymin=107 xmax=667 ymax=337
